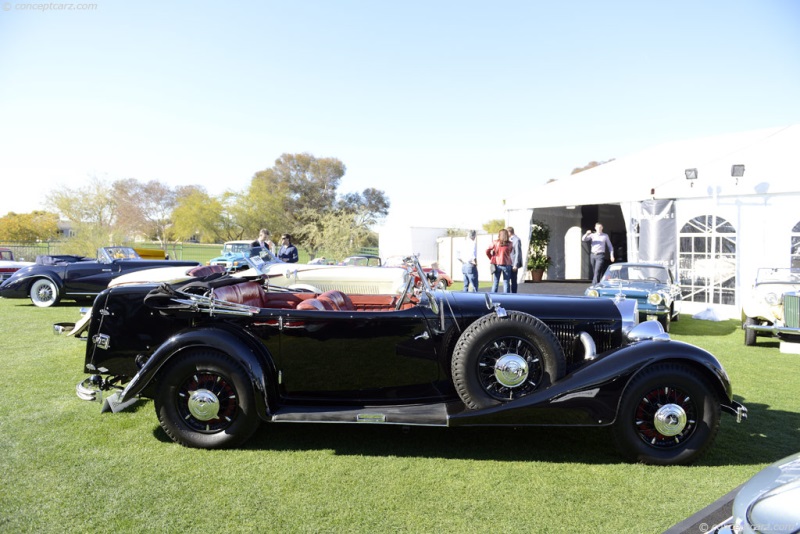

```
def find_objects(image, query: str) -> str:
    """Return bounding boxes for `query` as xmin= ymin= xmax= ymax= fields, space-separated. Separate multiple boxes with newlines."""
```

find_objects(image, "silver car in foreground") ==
xmin=712 ymin=451 xmax=800 ymax=533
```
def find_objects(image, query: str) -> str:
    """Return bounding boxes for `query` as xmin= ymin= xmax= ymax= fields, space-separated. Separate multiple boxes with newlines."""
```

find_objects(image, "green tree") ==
xmin=45 ymin=176 xmax=124 ymax=254
xmin=0 ymin=211 xmax=60 ymax=241
xmin=113 ymin=178 xmax=178 ymax=251
xmin=483 ymin=219 xmax=505 ymax=234
xmin=170 ymin=186 xmax=227 ymax=243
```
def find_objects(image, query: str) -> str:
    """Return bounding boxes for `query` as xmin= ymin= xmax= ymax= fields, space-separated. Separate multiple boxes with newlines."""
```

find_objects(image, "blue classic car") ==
xmin=585 ymin=263 xmax=682 ymax=332
xmin=0 ymin=246 xmax=199 ymax=307
xmin=207 ymin=240 xmax=258 ymax=272
xmin=70 ymin=256 xmax=745 ymax=465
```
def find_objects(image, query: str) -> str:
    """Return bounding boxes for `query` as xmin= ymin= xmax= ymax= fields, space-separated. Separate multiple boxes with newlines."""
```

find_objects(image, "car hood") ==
xmin=729 ymin=452 xmax=800 ymax=533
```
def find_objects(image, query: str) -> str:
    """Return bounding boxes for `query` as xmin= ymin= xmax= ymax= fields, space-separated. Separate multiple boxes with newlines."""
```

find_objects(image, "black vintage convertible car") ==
xmin=0 ymin=246 xmax=199 ymax=307
xmin=72 ymin=257 xmax=746 ymax=465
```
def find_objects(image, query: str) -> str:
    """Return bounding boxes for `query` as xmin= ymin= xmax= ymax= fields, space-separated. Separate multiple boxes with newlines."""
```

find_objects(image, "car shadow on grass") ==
xmin=142 ymin=397 xmax=799 ymax=466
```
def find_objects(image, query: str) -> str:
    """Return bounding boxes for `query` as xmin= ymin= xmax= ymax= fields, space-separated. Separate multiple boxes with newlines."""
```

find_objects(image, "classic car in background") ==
xmin=741 ymin=267 xmax=800 ymax=346
xmin=207 ymin=240 xmax=258 ymax=272
xmin=71 ymin=256 xmax=746 ymax=465
xmin=0 ymin=247 xmax=34 ymax=283
xmin=110 ymin=247 xmax=410 ymax=295
xmin=711 ymin=451 xmax=800 ymax=534
xmin=384 ymin=256 xmax=453 ymax=289
xmin=339 ymin=255 xmax=382 ymax=267
xmin=584 ymin=263 xmax=681 ymax=332
xmin=0 ymin=246 xmax=199 ymax=307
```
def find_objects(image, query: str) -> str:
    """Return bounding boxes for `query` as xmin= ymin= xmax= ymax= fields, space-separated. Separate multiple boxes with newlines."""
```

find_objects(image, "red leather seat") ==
xmin=297 ymin=298 xmax=326 ymax=311
xmin=188 ymin=265 xmax=226 ymax=277
xmin=316 ymin=295 xmax=339 ymax=310
xmin=319 ymin=290 xmax=354 ymax=311
xmin=212 ymin=282 xmax=266 ymax=307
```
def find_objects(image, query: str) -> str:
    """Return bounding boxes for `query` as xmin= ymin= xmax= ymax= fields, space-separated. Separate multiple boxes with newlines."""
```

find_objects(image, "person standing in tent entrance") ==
xmin=583 ymin=222 xmax=615 ymax=284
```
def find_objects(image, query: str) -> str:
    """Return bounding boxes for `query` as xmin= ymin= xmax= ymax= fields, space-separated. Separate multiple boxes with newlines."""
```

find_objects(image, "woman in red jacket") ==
xmin=486 ymin=228 xmax=513 ymax=293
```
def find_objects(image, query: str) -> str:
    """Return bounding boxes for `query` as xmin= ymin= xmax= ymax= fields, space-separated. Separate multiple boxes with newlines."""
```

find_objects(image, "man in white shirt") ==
xmin=457 ymin=230 xmax=479 ymax=292
xmin=582 ymin=222 xmax=615 ymax=284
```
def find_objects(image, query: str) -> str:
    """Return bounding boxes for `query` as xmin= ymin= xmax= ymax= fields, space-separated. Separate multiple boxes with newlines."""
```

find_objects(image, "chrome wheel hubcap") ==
xmin=653 ymin=403 xmax=687 ymax=436
xmin=187 ymin=389 xmax=220 ymax=421
xmin=494 ymin=354 xmax=529 ymax=388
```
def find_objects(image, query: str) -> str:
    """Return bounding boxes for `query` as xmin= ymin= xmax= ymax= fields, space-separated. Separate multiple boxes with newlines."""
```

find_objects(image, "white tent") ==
xmin=505 ymin=124 xmax=800 ymax=319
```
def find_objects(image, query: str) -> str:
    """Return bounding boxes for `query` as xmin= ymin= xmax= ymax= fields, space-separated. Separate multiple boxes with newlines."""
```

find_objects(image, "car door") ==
xmin=265 ymin=306 xmax=443 ymax=403
xmin=63 ymin=260 xmax=124 ymax=295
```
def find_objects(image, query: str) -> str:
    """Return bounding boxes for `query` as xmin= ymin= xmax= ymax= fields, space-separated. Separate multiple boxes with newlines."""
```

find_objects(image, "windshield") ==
xmin=99 ymin=247 xmax=140 ymax=262
xmin=605 ymin=264 xmax=669 ymax=284
xmin=223 ymin=243 xmax=252 ymax=254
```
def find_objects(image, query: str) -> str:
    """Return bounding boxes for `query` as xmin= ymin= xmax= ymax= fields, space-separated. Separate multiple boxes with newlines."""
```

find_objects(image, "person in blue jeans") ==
xmin=582 ymin=223 xmax=615 ymax=283
xmin=457 ymin=230 xmax=479 ymax=292
xmin=486 ymin=229 xmax=513 ymax=293
xmin=507 ymin=226 xmax=523 ymax=293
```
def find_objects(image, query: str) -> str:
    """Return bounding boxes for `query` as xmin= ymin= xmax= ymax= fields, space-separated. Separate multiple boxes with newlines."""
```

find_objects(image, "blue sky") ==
xmin=1 ymin=0 xmax=799 ymax=231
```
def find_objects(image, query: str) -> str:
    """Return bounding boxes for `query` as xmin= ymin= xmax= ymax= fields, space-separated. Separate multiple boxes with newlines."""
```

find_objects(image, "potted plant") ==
xmin=527 ymin=219 xmax=551 ymax=281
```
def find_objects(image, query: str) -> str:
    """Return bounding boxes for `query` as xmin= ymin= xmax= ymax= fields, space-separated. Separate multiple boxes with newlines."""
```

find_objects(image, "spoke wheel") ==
xmin=155 ymin=349 xmax=260 ymax=448
xmin=452 ymin=311 xmax=565 ymax=410
xmin=30 ymin=278 xmax=59 ymax=307
xmin=614 ymin=363 xmax=720 ymax=465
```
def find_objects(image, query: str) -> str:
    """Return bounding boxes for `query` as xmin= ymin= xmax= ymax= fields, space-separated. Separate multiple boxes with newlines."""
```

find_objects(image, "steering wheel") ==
xmin=395 ymin=272 xmax=416 ymax=311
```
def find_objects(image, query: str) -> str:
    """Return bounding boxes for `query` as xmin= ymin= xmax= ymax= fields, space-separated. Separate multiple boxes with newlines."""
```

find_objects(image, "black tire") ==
xmin=613 ymin=363 xmax=721 ymax=465
xmin=30 ymin=278 xmax=60 ymax=307
xmin=658 ymin=311 xmax=671 ymax=333
xmin=452 ymin=311 xmax=566 ymax=410
xmin=436 ymin=278 xmax=449 ymax=290
xmin=155 ymin=349 xmax=260 ymax=449
xmin=743 ymin=316 xmax=757 ymax=346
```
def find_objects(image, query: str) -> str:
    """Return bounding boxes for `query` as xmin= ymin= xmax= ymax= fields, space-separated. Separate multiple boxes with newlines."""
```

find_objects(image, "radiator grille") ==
xmin=546 ymin=320 xmax=618 ymax=365
xmin=785 ymin=293 xmax=800 ymax=329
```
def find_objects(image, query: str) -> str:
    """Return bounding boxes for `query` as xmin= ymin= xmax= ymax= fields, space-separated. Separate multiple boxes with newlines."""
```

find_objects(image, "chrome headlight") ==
xmin=647 ymin=292 xmax=663 ymax=305
xmin=765 ymin=292 xmax=781 ymax=306
xmin=585 ymin=289 xmax=599 ymax=297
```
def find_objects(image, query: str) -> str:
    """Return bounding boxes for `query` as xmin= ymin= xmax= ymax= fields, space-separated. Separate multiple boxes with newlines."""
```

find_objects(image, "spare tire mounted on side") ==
xmin=452 ymin=311 xmax=566 ymax=410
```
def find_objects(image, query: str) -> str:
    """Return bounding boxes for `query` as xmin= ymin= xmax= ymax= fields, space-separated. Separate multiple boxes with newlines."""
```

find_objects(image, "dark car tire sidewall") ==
xmin=613 ymin=363 xmax=721 ymax=466
xmin=30 ymin=278 xmax=59 ymax=307
xmin=452 ymin=311 xmax=566 ymax=410
xmin=155 ymin=349 xmax=260 ymax=449
xmin=658 ymin=312 xmax=671 ymax=333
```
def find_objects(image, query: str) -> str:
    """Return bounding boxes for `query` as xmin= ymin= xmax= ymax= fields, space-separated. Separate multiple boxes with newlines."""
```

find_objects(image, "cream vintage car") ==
xmin=741 ymin=267 xmax=800 ymax=346
xmin=108 ymin=247 xmax=410 ymax=295
xmin=61 ymin=249 xmax=412 ymax=338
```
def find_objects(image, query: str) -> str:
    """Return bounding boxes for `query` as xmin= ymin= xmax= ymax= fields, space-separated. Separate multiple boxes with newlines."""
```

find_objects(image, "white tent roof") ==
xmin=510 ymin=124 xmax=800 ymax=209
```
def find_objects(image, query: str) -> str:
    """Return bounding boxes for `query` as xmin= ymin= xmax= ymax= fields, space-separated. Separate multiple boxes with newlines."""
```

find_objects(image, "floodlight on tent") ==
xmin=685 ymin=168 xmax=698 ymax=187
xmin=731 ymin=164 xmax=745 ymax=185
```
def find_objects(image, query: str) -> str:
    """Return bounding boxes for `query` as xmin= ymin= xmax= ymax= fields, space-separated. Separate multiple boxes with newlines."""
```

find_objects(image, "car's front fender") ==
xmin=450 ymin=338 xmax=735 ymax=427
xmin=118 ymin=326 xmax=276 ymax=419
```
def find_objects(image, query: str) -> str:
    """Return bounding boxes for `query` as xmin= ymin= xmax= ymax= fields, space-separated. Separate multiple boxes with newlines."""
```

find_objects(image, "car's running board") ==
xmin=270 ymin=402 xmax=458 ymax=426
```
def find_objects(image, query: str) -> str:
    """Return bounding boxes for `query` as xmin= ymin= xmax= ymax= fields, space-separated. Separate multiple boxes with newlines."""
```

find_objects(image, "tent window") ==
xmin=792 ymin=221 xmax=800 ymax=269
xmin=678 ymin=215 xmax=737 ymax=305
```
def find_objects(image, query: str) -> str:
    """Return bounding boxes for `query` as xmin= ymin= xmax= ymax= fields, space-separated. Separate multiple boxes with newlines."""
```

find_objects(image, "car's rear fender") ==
xmin=118 ymin=325 xmax=277 ymax=420
xmin=4 ymin=269 xmax=64 ymax=294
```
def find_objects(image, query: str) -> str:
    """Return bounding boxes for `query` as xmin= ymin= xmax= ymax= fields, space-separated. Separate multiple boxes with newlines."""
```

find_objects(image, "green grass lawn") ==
xmin=1 ymin=296 xmax=798 ymax=533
